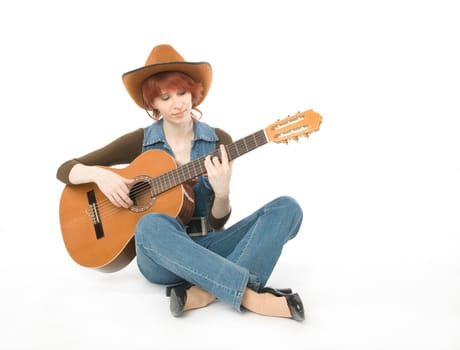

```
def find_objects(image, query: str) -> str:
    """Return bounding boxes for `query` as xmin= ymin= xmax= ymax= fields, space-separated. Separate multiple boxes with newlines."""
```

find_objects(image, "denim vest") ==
xmin=142 ymin=119 xmax=219 ymax=219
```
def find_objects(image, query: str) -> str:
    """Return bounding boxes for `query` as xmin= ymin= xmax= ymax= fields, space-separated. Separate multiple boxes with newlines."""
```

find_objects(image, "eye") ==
xmin=178 ymin=90 xmax=187 ymax=96
xmin=160 ymin=94 xmax=170 ymax=101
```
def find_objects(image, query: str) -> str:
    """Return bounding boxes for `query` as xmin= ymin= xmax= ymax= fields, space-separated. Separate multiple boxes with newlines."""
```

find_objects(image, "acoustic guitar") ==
xmin=59 ymin=109 xmax=322 ymax=272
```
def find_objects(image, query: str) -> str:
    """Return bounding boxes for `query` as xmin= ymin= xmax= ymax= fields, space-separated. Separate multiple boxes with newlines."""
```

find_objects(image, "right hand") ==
xmin=94 ymin=168 xmax=135 ymax=208
xmin=69 ymin=164 xmax=135 ymax=208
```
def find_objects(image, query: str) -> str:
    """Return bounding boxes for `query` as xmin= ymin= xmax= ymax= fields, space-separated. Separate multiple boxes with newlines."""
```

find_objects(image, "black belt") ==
xmin=185 ymin=217 xmax=208 ymax=237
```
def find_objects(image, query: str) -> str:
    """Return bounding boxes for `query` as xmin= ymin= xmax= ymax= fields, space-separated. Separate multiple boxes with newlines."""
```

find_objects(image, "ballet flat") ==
xmin=166 ymin=282 xmax=192 ymax=317
xmin=260 ymin=287 xmax=305 ymax=321
xmin=285 ymin=293 xmax=305 ymax=321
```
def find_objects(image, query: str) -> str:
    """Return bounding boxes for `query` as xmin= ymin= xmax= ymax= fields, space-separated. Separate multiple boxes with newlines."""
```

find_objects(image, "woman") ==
xmin=56 ymin=44 xmax=305 ymax=321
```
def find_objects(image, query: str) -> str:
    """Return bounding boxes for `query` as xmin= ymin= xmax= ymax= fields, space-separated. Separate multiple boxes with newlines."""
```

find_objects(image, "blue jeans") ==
xmin=135 ymin=196 xmax=303 ymax=311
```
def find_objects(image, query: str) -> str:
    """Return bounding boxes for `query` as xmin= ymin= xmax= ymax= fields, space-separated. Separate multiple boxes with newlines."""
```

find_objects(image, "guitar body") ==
xmin=59 ymin=149 xmax=194 ymax=272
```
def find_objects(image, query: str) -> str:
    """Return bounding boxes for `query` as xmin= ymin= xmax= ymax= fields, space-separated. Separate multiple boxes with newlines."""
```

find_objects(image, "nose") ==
xmin=171 ymin=93 xmax=186 ymax=107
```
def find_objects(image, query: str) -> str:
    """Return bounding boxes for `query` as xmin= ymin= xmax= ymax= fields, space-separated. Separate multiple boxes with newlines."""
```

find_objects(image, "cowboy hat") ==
xmin=122 ymin=44 xmax=212 ymax=110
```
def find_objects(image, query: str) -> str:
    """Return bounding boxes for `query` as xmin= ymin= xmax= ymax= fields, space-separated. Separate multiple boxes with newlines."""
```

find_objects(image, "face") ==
xmin=152 ymin=88 xmax=193 ymax=124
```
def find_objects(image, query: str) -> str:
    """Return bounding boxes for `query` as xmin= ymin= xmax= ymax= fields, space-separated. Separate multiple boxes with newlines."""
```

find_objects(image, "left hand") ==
xmin=204 ymin=144 xmax=232 ymax=197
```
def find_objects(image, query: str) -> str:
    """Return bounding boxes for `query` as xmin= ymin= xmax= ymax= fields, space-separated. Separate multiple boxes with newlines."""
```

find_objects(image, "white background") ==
xmin=1 ymin=1 xmax=459 ymax=349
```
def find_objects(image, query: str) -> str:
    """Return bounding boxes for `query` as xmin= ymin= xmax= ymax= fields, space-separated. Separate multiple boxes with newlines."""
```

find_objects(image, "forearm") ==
xmin=68 ymin=163 xmax=106 ymax=185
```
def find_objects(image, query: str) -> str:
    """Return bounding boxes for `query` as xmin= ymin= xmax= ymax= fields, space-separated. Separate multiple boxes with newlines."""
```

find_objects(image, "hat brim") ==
xmin=122 ymin=61 xmax=212 ymax=110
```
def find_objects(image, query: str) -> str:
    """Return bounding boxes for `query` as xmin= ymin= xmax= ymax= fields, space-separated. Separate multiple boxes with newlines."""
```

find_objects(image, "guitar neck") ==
xmin=150 ymin=129 xmax=268 ymax=194
xmin=224 ymin=129 xmax=268 ymax=161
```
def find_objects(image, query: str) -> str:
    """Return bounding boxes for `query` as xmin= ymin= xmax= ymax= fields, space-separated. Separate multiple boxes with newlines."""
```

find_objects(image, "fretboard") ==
xmin=149 ymin=129 xmax=268 ymax=195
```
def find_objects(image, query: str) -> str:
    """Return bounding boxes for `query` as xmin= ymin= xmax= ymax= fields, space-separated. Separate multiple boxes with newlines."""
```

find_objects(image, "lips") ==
xmin=174 ymin=110 xmax=187 ymax=117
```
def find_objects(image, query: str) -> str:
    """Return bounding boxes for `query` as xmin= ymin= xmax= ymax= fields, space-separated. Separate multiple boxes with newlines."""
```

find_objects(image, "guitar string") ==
xmin=86 ymin=134 xmax=267 ymax=221
xmin=86 ymin=135 xmax=266 ymax=222
xmin=85 ymin=133 xmax=268 ymax=223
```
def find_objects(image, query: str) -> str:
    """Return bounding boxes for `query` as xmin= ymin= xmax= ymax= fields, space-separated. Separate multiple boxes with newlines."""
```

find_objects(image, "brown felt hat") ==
xmin=122 ymin=44 xmax=212 ymax=110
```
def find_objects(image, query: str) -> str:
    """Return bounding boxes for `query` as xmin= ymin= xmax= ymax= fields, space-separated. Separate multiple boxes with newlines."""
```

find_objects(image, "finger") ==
xmin=212 ymin=156 xmax=221 ymax=165
xmin=109 ymin=193 xmax=122 ymax=207
xmin=204 ymin=156 xmax=215 ymax=174
xmin=219 ymin=144 xmax=229 ymax=164
xmin=204 ymin=155 xmax=211 ymax=167
xmin=119 ymin=192 xmax=133 ymax=207
xmin=124 ymin=178 xmax=135 ymax=185
xmin=118 ymin=181 xmax=134 ymax=200
xmin=111 ymin=191 xmax=132 ymax=208
xmin=205 ymin=154 xmax=219 ymax=167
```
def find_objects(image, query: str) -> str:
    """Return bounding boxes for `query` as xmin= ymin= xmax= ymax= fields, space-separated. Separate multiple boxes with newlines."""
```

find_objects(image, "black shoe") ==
xmin=259 ymin=287 xmax=293 ymax=295
xmin=168 ymin=282 xmax=192 ymax=317
xmin=285 ymin=293 xmax=305 ymax=322
xmin=260 ymin=287 xmax=305 ymax=321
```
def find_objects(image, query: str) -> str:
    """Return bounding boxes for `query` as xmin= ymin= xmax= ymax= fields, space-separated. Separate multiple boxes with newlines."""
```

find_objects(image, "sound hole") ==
xmin=128 ymin=175 xmax=155 ymax=213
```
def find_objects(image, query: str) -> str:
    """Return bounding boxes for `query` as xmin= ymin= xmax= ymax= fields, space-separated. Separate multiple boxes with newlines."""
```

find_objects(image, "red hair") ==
xmin=141 ymin=71 xmax=204 ymax=119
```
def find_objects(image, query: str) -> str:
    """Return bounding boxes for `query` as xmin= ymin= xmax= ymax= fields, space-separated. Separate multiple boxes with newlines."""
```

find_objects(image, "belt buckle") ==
xmin=186 ymin=217 xmax=208 ymax=237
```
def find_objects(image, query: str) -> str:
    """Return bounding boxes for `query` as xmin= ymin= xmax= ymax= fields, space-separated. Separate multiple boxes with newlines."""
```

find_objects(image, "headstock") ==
xmin=264 ymin=109 xmax=322 ymax=143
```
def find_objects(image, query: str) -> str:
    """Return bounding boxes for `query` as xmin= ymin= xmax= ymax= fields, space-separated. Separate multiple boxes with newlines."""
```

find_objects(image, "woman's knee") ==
xmin=271 ymin=196 xmax=303 ymax=239
xmin=273 ymin=196 xmax=303 ymax=219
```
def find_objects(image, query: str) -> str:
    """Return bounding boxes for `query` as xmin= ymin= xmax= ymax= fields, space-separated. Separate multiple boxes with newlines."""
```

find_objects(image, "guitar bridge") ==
xmin=87 ymin=190 xmax=104 ymax=239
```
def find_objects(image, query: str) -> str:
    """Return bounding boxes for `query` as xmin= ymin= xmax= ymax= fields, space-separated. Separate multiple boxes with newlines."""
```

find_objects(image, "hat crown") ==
xmin=145 ymin=44 xmax=185 ymax=66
